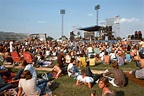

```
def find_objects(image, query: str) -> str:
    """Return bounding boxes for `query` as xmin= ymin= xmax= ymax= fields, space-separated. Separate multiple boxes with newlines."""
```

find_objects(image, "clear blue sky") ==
xmin=0 ymin=0 xmax=144 ymax=39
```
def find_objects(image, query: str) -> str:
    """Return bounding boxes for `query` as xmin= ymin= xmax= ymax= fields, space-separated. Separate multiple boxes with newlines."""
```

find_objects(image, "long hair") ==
xmin=99 ymin=77 xmax=110 ymax=87
xmin=111 ymin=60 xmax=119 ymax=69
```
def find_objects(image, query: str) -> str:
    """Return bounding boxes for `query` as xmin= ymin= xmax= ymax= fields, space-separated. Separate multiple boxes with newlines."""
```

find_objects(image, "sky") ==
xmin=0 ymin=0 xmax=144 ymax=39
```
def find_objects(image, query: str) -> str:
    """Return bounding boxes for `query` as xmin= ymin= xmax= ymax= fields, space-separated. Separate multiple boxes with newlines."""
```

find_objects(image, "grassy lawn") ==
xmin=51 ymin=75 xmax=144 ymax=96
xmin=89 ymin=61 xmax=138 ymax=72
xmin=8 ymin=61 xmax=144 ymax=96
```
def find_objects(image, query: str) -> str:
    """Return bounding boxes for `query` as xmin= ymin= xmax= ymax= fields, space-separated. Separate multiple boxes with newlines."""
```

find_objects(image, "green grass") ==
xmin=43 ymin=61 xmax=143 ymax=96
xmin=90 ymin=61 xmax=138 ymax=72
xmin=8 ymin=61 xmax=144 ymax=96
xmin=51 ymin=75 xmax=144 ymax=96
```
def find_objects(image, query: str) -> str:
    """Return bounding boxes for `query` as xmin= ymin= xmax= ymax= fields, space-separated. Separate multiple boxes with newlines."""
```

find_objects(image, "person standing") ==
xmin=57 ymin=51 xmax=65 ymax=68
xmin=9 ymin=40 xmax=14 ymax=52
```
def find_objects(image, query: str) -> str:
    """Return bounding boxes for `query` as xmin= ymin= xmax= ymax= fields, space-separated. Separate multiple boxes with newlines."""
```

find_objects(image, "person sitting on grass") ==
xmin=67 ymin=58 xmax=80 ymax=78
xmin=12 ymin=59 xmax=37 ymax=84
xmin=98 ymin=77 xmax=114 ymax=96
xmin=17 ymin=70 xmax=47 ymax=96
xmin=125 ymin=51 xmax=132 ymax=63
xmin=0 ymin=75 xmax=13 ymax=93
xmin=0 ymin=61 xmax=11 ymax=80
xmin=88 ymin=54 xmax=96 ymax=66
xmin=103 ymin=60 xmax=126 ymax=87
xmin=116 ymin=51 xmax=125 ymax=66
xmin=51 ymin=64 xmax=62 ymax=79
xmin=103 ymin=51 xmax=110 ymax=65
xmin=76 ymin=69 xmax=94 ymax=88
xmin=12 ymin=59 xmax=28 ymax=82
xmin=129 ymin=48 xmax=144 ymax=79
xmin=79 ymin=52 xmax=87 ymax=67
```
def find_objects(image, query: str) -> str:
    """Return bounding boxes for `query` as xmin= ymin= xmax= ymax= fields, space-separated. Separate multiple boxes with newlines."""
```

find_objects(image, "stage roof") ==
xmin=79 ymin=25 xmax=102 ymax=31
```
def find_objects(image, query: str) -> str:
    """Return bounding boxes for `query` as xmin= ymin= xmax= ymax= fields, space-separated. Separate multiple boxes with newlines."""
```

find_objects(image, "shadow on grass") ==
xmin=49 ymin=82 xmax=60 ymax=91
xmin=115 ymin=90 xmax=125 ymax=96
xmin=95 ymin=62 xmax=103 ymax=66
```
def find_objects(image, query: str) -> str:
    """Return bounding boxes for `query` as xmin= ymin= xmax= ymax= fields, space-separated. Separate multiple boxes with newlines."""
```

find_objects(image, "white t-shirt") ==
xmin=46 ymin=50 xmax=50 ymax=56
xmin=67 ymin=63 xmax=74 ymax=76
xmin=77 ymin=75 xmax=94 ymax=83
xmin=18 ymin=78 xmax=41 ymax=95
xmin=9 ymin=41 xmax=13 ymax=52
xmin=87 ymin=47 xmax=93 ymax=53
xmin=99 ymin=52 xmax=105 ymax=61
xmin=9 ymin=41 xmax=13 ymax=47
xmin=109 ymin=53 xmax=116 ymax=60
xmin=25 ymin=42 xmax=28 ymax=46
xmin=24 ymin=64 xmax=37 ymax=79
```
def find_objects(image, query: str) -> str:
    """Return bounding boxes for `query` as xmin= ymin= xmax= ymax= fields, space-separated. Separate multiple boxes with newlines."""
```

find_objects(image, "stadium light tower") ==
xmin=94 ymin=4 xmax=100 ymax=25
xmin=60 ymin=9 xmax=65 ymax=39
xmin=94 ymin=4 xmax=100 ymax=38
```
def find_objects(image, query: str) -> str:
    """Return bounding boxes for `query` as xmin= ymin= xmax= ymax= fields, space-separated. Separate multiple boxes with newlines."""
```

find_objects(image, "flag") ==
xmin=114 ymin=15 xmax=120 ymax=24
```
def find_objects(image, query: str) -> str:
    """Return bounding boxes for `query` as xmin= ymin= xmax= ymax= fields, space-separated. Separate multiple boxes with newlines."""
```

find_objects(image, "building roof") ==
xmin=79 ymin=25 xmax=102 ymax=31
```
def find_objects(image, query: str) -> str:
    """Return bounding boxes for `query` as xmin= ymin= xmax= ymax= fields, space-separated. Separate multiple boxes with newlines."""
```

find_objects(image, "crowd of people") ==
xmin=0 ymin=37 xmax=144 ymax=96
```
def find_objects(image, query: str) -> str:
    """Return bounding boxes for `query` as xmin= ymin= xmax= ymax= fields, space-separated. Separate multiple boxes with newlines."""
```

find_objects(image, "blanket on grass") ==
xmin=125 ymin=72 xmax=144 ymax=87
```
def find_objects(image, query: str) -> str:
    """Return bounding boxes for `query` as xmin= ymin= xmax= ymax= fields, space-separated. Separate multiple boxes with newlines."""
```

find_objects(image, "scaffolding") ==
xmin=113 ymin=15 xmax=120 ymax=38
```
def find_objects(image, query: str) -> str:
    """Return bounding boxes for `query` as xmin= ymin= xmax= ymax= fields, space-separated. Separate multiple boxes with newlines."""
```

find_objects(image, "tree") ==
xmin=59 ymin=35 xmax=68 ymax=40
xmin=116 ymin=37 xmax=122 ymax=40
xmin=46 ymin=36 xmax=54 ymax=41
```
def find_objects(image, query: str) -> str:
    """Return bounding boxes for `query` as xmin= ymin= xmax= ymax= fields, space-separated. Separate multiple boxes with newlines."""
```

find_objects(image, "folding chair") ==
xmin=11 ymin=52 xmax=21 ymax=66
xmin=23 ymin=52 xmax=33 ymax=64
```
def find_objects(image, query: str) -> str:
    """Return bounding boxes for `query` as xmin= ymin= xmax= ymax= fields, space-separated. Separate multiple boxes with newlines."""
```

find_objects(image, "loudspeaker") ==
xmin=134 ymin=31 xmax=138 ymax=39
xmin=138 ymin=31 xmax=142 ymax=39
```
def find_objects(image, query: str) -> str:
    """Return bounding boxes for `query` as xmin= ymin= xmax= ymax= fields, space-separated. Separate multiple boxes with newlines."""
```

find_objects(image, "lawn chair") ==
xmin=23 ymin=52 xmax=33 ymax=64
xmin=11 ymin=52 xmax=21 ymax=67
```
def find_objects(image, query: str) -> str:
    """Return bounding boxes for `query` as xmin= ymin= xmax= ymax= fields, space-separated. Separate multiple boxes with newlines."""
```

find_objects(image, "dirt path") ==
xmin=4 ymin=64 xmax=103 ymax=74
